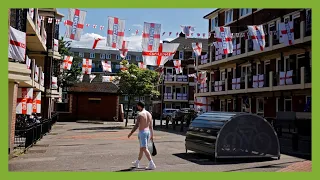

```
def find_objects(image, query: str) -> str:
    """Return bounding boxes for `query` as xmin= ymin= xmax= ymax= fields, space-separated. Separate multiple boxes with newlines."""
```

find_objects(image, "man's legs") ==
xmin=138 ymin=148 xmax=144 ymax=161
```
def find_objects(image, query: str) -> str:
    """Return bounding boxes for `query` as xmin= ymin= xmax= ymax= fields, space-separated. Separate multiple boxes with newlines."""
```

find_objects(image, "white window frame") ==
xmin=241 ymin=97 xmax=251 ymax=113
xmin=78 ymin=52 xmax=84 ymax=58
xmin=179 ymin=51 xmax=184 ymax=60
xmin=140 ymin=96 xmax=145 ymax=102
xmin=126 ymin=55 xmax=131 ymax=60
xmin=90 ymin=53 xmax=95 ymax=58
xmin=264 ymin=60 xmax=270 ymax=75
xmin=284 ymin=97 xmax=292 ymax=112
xmin=100 ymin=53 xmax=105 ymax=59
xmin=124 ymin=96 xmax=128 ymax=101
xmin=239 ymin=8 xmax=252 ymax=18
xmin=116 ymin=54 xmax=121 ymax=60
xmin=241 ymin=64 xmax=251 ymax=77
xmin=225 ymin=9 xmax=233 ymax=25
xmin=210 ymin=16 xmax=219 ymax=32
xmin=256 ymin=98 xmax=264 ymax=116
xmin=106 ymin=54 xmax=111 ymax=59
xmin=220 ymin=70 xmax=226 ymax=81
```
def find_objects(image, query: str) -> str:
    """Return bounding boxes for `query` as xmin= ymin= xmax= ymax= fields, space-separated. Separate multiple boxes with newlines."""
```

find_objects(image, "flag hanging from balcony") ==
xmin=89 ymin=74 xmax=96 ymax=83
xmin=142 ymin=22 xmax=161 ymax=51
xmin=214 ymin=26 xmax=233 ymax=54
xmin=16 ymin=88 xmax=33 ymax=115
xmin=194 ymin=97 xmax=208 ymax=112
xmin=92 ymin=37 xmax=103 ymax=50
xmin=52 ymin=76 xmax=58 ymax=89
xmin=119 ymin=41 xmax=129 ymax=59
xmin=138 ymin=62 xmax=146 ymax=69
xmin=63 ymin=56 xmax=73 ymax=70
xmin=106 ymin=16 xmax=125 ymax=49
xmin=53 ymin=39 xmax=59 ymax=52
xmin=78 ymin=74 xmax=84 ymax=82
xmin=37 ymin=15 xmax=41 ymax=34
xmin=279 ymin=21 xmax=294 ymax=46
xmin=180 ymin=26 xmax=195 ymax=38
xmin=101 ymin=60 xmax=112 ymax=72
xmin=65 ymin=8 xmax=87 ymax=41
xmin=8 ymin=27 xmax=26 ymax=62
xmin=40 ymin=72 xmax=44 ymax=86
xmin=29 ymin=8 xmax=34 ymax=20
xmin=197 ymin=71 xmax=207 ymax=83
xmin=142 ymin=43 xmax=179 ymax=66
xmin=26 ymin=56 xmax=31 ymax=69
xmin=82 ymin=58 xmax=92 ymax=74
xmin=34 ymin=65 xmax=39 ymax=82
xmin=173 ymin=60 xmax=183 ymax=74
xmin=191 ymin=42 xmax=202 ymax=57
xmin=102 ymin=76 xmax=114 ymax=82
xmin=248 ymin=25 xmax=266 ymax=51
xmin=32 ymin=92 xmax=41 ymax=114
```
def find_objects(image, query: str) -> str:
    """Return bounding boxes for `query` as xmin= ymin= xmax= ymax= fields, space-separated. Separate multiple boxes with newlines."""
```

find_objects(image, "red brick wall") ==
xmin=72 ymin=93 xmax=119 ymax=121
xmin=9 ymin=83 xmax=18 ymax=153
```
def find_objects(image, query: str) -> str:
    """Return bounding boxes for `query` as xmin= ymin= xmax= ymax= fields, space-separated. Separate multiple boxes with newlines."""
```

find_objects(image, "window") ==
xmin=210 ymin=16 xmax=219 ymax=31
xmin=116 ymin=54 xmax=121 ymax=60
xmin=106 ymin=54 xmax=111 ymax=59
xmin=115 ymin=64 xmax=120 ymax=69
xmin=100 ymin=54 xmax=105 ymax=59
xmin=284 ymin=97 xmax=292 ymax=112
xmin=220 ymin=71 xmax=226 ymax=81
xmin=239 ymin=8 xmax=252 ymax=17
xmin=91 ymin=62 xmax=96 ymax=69
xmin=140 ymin=96 xmax=145 ymax=102
xmin=78 ymin=52 xmax=84 ymax=58
xmin=165 ymin=86 xmax=172 ymax=93
xmin=179 ymin=51 xmax=184 ymax=60
xmin=136 ymin=55 xmax=141 ymax=61
xmin=277 ymin=58 xmax=284 ymax=72
xmin=126 ymin=55 xmax=131 ymax=60
xmin=225 ymin=9 xmax=233 ymax=24
xmin=90 ymin=53 xmax=95 ymax=58
xmin=241 ymin=65 xmax=252 ymax=76
xmin=241 ymin=97 xmax=251 ymax=113
xmin=256 ymin=98 xmax=264 ymax=116
xmin=166 ymin=68 xmax=173 ymax=75
xmin=124 ymin=96 xmax=128 ymax=101
xmin=220 ymin=100 xmax=226 ymax=111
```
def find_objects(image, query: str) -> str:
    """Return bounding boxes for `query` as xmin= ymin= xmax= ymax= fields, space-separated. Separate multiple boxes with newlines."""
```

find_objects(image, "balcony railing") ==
xmin=176 ymin=93 xmax=188 ymax=100
xmin=164 ymin=74 xmax=188 ymax=82
xmin=249 ymin=73 xmax=270 ymax=89
xmin=164 ymin=93 xmax=188 ymax=101
xmin=273 ymin=69 xmax=300 ymax=86
xmin=213 ymin=80 xmax=226 ymax=92
xmin=164 ymin=93 xmax=173 ymax=100
xmin=228 ymin=77 xmax=246 ymax=90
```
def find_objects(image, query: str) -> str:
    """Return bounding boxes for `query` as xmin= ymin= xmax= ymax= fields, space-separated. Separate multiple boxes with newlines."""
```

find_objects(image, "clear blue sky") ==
xmin=57 ymin=8 xmax=214 ymax=39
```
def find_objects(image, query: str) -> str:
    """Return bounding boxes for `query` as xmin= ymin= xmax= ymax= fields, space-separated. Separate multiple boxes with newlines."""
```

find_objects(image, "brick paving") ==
xmin=277 ymin=161 xmax=312 ymax=172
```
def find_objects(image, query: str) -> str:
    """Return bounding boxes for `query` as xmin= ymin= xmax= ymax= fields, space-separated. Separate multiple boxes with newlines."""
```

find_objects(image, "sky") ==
xmin=57 ymin=8 xmax=214 ymax=51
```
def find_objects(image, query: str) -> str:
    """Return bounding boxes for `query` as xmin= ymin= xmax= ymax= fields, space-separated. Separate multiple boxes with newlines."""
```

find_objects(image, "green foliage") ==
xmin=56 ymin=37 xmax=83 ymax=88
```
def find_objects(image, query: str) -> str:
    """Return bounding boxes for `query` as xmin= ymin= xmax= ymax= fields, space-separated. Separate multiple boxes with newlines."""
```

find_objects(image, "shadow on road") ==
xmin=154 ymin=124 xmax=187 ymax=136
xmin=114 ymin=167 xmax=150 ymax=172
xmin=173 ymin=152 xmax=276 ymax=165
xmin=68 ymin=126 xmax=128 ymax=131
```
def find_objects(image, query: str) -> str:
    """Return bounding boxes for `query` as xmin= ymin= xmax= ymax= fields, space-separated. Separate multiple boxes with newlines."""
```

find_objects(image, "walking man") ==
xmin=128 ymin=102 xmax=156 ymax=170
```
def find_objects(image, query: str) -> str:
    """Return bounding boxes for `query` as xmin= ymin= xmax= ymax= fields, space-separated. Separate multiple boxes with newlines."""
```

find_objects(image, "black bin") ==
xmin=185 ymin=112 xmax=280 ymax=159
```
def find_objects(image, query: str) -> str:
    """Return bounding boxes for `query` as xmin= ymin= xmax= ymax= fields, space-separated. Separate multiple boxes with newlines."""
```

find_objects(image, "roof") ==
xmin=170 ymin=33 xmax=208 ymax=51
xmin=68 ymin=82 xmax=119 ymax=93
xmin=203 ymin=9 xmax=220 ymax=19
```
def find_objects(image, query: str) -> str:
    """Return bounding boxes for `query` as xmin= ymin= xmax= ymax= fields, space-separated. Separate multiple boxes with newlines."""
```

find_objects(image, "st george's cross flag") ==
xmin=119 ymin=41 xmax=129 ymax=59
xmin=279 ymin=21 xmax=294 ymax=46
xmin=101 ymin=60 xmax=112 ymax=72
xmin=53 ymin=39 xmax=59 ymax=52
xmin=8 ymin=26 xmax=26 ymax=62
xmin=102 ymin=76 xmax=115 ymax=82
xmin=247 ymin=25 xmax=266 ymax=51
xmin=16 ymin=88 xmax=33 ymax=115
xmin=106 ymin=16 xmax=125 ymax=49
xmin=82 ymin=58 xmax=92 ymax=74
xmin=142 ymin=22 xmax=161 ymax=51
xmin=92 ymin=37 xmax=103 ymax=50
xmin=192 ymin=42 xmax=202 ymax=57
xmin=89 ymin=74 xmax=96 ymax=83
xmin=214 ymin=26 xmax=233 ymax=54
xmin=51 ymin=76 xmax=58 ymax=89
xmin=32 ymin=91 xmax=41 ymax=114
xmin=62 ymin=56 xmax=73 ymax=70
xmin=142 ymin=43 xmax=180 ymax=66
xmin=173 ymin=60 xmax=183 ymax=74
xmin=138 ymin=62 xmax=147 ymax=69
xmin=65 ymin=9 xmax=87 ymax=41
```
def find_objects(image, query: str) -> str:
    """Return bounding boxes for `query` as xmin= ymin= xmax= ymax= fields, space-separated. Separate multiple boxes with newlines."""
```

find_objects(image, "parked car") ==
xmin=162 ymin=108 xmax=178 ymax=120
xmin=170 ymin=108 xmax=198 ymax=123
xmin=124 ymin=109 xmax=134 ymax=119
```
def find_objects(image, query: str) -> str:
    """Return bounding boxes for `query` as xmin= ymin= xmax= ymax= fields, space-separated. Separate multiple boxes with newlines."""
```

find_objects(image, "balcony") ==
xmin=26 ymin=9 xmax=47 ymax=52
xmin=198 ymin=20 xmax=311 ymax=70
xmin=195 ymin=67 xmax=311 ymax=97
xmin=164 ymin=74 xmax=189 ymax=84
xmin=164 ymin=93 xmax=189 ymax=102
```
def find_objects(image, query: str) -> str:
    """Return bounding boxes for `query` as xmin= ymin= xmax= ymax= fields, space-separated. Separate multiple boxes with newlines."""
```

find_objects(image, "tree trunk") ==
xmin=125 ymin=97 xmax=131 ymax=127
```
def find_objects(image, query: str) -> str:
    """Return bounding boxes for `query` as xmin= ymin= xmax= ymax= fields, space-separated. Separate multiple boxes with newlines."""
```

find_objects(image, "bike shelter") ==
xmin=185 ymin=112 xmax=280 ymax=159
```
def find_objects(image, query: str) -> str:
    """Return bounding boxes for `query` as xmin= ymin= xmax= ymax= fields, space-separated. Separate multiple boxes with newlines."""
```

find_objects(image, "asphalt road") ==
xmin=9 ymin=122 xmax=306 ymax=172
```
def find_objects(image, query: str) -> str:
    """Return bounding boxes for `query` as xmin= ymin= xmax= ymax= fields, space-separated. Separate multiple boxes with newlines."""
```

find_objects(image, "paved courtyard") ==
xmin=9 ymin=122 xmax=308 ymax=172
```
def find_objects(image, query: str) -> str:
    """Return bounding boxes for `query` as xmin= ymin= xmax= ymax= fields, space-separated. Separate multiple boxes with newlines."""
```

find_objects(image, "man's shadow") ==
xmin=115 ymin=167 xmax=152 ymax=172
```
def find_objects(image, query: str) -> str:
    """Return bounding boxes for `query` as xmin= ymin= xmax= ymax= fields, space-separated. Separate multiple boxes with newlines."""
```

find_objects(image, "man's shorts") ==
xmin=138 ymin=130 xmax=150 ymax=147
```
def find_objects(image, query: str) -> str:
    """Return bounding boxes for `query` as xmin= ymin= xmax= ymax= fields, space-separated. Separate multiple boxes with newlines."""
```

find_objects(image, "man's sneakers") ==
xmin=132 ymin=160 xmax=140 ymax=168
xmin=146 ymin=160 xmax=156 ymax=170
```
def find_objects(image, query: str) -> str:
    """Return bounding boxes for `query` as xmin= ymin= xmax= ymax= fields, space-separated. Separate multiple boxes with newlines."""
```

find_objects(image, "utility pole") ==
xmin=159 ymin=73 xmax=165 ymax=128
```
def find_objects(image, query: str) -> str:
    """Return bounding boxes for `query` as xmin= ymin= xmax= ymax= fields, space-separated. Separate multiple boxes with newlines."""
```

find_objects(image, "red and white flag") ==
xmin=279 ymin=21 xmax=294 ymax=46
xmin=29 ymin=8 xmax=34 ymax=20
xmin=63 ymin=20 xmax=67 ymax=25
xmin=42 ymin=28 xmax=47 ymax=45
xmin=102 ymin=76 xmax=114 ymax=82
xmin=180 ymin=26 xmax=195 ymax=38
xmin=92 ymin=37 xmax=103 ymax=50
xmin=100 ymin=25 xmax=104 ymax=30
xmin=169 ymin=32 xmax=172 ymax=36
xmin=8 ymin=26 xmax=26 ymax=62
xmin=56 ymin=19 xmax=61 ymax=24
xmin=248 ymin=25 xmax=266 ymax=51
xmin=194 ymin=97 xmax=208 ymax=112
xmin=120 ymin=64 xmax=128 ymax=71
xmin=215 ymin=26 xmax=233 ymax=54
xmin=173 ymin=60 xmax=182 ymax=74
xmin=89 ymin=74 xmax=96 ymax=83
xmin=192 ymin=42 xmax=202 ymax=57
xmin=138 ymin=62 xmax=146 ymax=69
xmin=119 ymin=41 xmax=129 ymax=59
xmin=107 ymin=16 xmax=125 ymax=49
xmin=52 ymin=76 xmax=58 ymax=89
xmin=32 ymin=92 xmax=41 ymax=114
xmin=142 ymin=22 xmax=161 ymax=51
xmin=48 ymin=18 xmax=53 ymax=23
xmin=93 ymin=24 xmax=97 ymax=28
xmin=63 ymin=56 xmax=73 ymax=70
xmin=78 ymin=75 xmax=84 ymax=82
xmin=65 ymin=8 xmax=87 ymax=41
xmin=86 ymin=23 xmax=90 ymax=27
xmin=197 ymin=71 xmax=207 ymax=83
xmin=135 ymin=29 xmax=139 ymax=35
xmin=16 ymin=88 xmax=33 ymax=115
xmin=82 ymin=58 xmax=92 ymax=74
xmin=34 ymin=65 xmax=39 ymax=82
xmin=40 ymin=72 xmax=44 ymax=86
xmin=101 ymin=60 xmax=112 ymax=72
xmin=142 ymin=43 xmax=179 ymax=66
xmin=53 ymin=39 xmax=59 ymax=52
xmin=26 ymin=56 xmax=31 ymax=69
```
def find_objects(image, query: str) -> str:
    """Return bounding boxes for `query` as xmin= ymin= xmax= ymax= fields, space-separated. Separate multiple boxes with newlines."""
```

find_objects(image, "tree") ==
xmin=55 ymin=37 xmax=83 ymax=89
xmin=116 ymin=60 xmax=160 ymax=127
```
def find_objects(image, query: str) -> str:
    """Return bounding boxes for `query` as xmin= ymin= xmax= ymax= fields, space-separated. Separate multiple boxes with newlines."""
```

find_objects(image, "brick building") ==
xmin=195 ymin=8 xmax=311 ymax=118
xmin=152 ymin=33 xmax=208 ymax=117
xmin=8 ymin=8 xmax=63 ymax=155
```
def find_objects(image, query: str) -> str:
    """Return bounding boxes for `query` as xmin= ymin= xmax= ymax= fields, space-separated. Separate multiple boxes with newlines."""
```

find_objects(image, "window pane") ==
xmin=285 ymin=100 xmax=292 ymax=111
